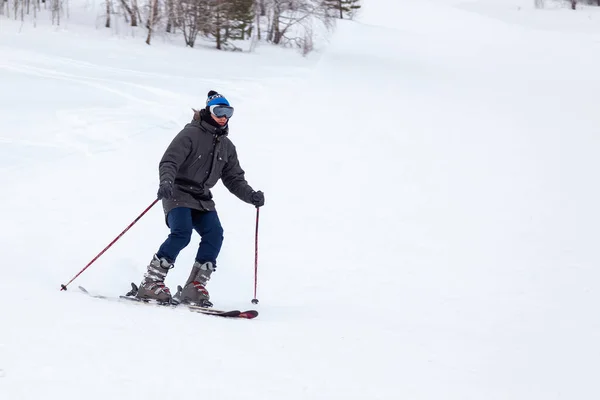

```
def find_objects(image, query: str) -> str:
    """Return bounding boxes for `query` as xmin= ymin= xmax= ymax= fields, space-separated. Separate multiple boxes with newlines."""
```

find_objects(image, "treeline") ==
xmin=573 ymin=0 xmax=600 ymax=7
xmin=536 ymin=0 xmax=600 ymax=9
xmin=0 ymin=0 xmax=361 ymax=53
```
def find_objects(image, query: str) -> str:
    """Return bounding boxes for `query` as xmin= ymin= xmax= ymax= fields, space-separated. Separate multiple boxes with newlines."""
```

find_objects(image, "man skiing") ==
xmin=136 ymin=90 xmax=265 ymax=307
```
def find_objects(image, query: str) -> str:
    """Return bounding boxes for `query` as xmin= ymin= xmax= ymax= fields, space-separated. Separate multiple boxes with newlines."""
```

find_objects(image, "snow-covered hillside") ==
xmin=1 ymin=0 xmax=599 ymax=399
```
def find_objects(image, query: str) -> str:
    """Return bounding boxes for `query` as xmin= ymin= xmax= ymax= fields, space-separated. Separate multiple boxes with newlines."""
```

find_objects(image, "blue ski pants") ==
xmin=156 ymin=207 xmax=224 ymax=265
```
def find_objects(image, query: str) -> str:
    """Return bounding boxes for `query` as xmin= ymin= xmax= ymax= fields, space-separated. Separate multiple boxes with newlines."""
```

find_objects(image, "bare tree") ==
xmin=322 ymin=0 xmax=355 ymax=18
xmin=13 ymin=0 xmax=20 ymax=19
xmin=145 ymin=0 xmax=160 ymax=28
xmin=177 ymin=0 xmax=208 ymax=47
xmin=166 ymin=0 xmax=176 ymax=32
xmin=301 ymin=25 xmax=313 ymax=56
xmin=30 ymin=0 xmax=46 ymax=26
xmin=106 ymin=0 xmax=112 ymax=27
xmin=265 ymin=0 xmax=333 ymax=53
xmin=145 ymin=0 xmax=159 ymax=44
xmin=207 ymin=0 xmax=228 ymax=49
xmin=51 ymin=0 xmax=61 ymax=24
xmin=267 ymin=0 xmax=281 ymax=43
xmin=253 ymin=0 xmax=261 ymax=40
xmin=3 ymin=0 xmax=46 ymax=19
xmin=120 ymin=0 xmax=139 ymax=26
xmin=576 ymin=0 xmax=600 ymax=5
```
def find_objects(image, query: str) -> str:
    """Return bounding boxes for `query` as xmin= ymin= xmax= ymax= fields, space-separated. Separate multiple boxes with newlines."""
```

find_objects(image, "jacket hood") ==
xmin=192 ymin=108 xmax=229 ymax=136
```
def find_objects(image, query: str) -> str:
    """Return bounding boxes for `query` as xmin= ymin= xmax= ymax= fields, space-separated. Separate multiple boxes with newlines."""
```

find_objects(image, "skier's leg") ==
xmin=175 ymin=210 xmax=223 ymax=306
xmin=137 ymin=208 xmax=193 ymax=302
xmin=193 ymin=210 xmax=224 ymax=264
xmin=156 ymin=207 xmax=194 ymax=262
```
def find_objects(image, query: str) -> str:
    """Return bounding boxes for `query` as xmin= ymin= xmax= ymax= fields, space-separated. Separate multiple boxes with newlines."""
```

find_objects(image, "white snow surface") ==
xmin=1 ymin=0 xmax=599 ymax=398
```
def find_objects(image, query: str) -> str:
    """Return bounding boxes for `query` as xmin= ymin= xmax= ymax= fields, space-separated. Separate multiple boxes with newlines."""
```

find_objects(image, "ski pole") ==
xmin=251 ymin=207 xmax=260 ymax=304
xmin=60 ymin=198 xmax=159 ymax=291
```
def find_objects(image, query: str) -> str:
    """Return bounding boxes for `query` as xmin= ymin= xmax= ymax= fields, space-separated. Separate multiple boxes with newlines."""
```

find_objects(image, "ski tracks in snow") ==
xmin=0 ymin=46 xmax=237 ymax=164
xmin=0 ymin=56 xmax=183 ymax=158
xmin=0 ymin=46 xmax=299 ymax=169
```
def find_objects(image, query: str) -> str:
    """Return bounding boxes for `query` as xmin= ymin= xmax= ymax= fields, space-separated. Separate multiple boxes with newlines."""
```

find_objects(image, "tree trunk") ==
xmin=270 ymin=5 xmax=281 ymax=44
xmin=120 ymin=0 xmax=138 ymax=26
xmin=131 ymin=0 xmax=138 ymax=25
xmin=253 ymin=0 xmax=260 ymax=40
xmin=255 ymin=13 xmax=260 ymax=40
xmin=273 ymin=27 xmax=282 ymax=44
xmin=215 ymin=8 xmax=223 ymax=50
xmin=145 ymin=0 xmax=157 ymax=44
xmin=52 ymin=0 xmax=60 ymax=25
xmin=145 ymin=0 xmax=158 ymax=29
xmin=571 ymin=0 xmax=576 ymax=9
xmin=165 ymin=0 xmax=173 ymax=33
xmin=105 ymin=0 xmax=111 ymax=27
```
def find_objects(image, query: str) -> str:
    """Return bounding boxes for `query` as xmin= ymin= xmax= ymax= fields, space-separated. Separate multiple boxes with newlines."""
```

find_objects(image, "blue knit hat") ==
xmin=206 ymin=90 xmax=230 ymax=107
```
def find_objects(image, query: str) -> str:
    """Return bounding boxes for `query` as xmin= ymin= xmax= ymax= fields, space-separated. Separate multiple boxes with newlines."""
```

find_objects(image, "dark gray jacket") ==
xmin=159 ymin=113 xmax=255 ymax=219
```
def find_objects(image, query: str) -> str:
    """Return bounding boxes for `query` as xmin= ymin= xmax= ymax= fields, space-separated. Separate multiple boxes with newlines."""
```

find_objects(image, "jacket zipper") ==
xmin=201 ymin=135 xmax=220 ymax=186
xmin=189 ymin=154 xmax=202 ymax=168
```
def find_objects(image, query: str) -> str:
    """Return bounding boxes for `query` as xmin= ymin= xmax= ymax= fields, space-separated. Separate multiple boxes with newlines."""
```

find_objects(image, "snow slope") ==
xmin=1 ymin=0 xmax=599 ymax=398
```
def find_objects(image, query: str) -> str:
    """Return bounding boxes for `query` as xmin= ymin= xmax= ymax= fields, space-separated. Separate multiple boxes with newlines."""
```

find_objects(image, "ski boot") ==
xmin=173 ymin=261 xmax=215 ymax=307
xmin=136 ymin=254 xmax=173 ymax=303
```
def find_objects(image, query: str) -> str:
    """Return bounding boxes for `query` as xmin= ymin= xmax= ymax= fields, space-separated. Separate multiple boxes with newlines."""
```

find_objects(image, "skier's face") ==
xmin=211 ymin=113 xmax=228 ymax=127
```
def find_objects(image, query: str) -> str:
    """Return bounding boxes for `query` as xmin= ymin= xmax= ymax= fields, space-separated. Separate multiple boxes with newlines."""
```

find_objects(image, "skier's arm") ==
xmin=159 ymin=131 xmax=192 ymax=183
xmin=222 ymin=146 xmax=255 ymax=203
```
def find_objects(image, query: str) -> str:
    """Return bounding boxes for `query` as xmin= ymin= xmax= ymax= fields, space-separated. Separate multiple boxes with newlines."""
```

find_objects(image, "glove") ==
xmin=157 ymin=180 xmax=174 ymax=200
xmin=250 ymin=190 xmax=265 ymax=207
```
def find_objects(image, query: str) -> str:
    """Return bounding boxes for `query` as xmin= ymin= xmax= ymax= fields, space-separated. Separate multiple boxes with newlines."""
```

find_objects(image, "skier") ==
xmin=136 ymin=90 xmax=265 ymax=307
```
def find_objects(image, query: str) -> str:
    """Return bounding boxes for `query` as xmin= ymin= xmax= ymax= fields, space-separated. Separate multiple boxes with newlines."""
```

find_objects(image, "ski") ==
xmin=78 ymin=285 xmax=258 ymax=319
xmin=116 ymin=294 xmax=248 ymax=318
xmin=78 ymin=285 xmax=109 ymax=299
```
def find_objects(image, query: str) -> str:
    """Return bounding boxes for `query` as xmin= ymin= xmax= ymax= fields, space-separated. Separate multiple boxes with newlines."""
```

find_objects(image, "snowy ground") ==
xmin=1 ymin=0 xmax=600 ymax=399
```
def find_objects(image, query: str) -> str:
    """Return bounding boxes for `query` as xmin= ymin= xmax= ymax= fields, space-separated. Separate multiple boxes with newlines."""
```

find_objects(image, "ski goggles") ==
xmin=209 ymin=105 xmax=234 ymax=119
